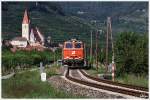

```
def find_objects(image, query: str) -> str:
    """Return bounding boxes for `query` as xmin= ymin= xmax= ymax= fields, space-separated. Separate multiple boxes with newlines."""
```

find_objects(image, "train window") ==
xmin=75 ymin=43 xmax=81 ymax=48
xmin=65 ymin=43 xmax=73 ymax=48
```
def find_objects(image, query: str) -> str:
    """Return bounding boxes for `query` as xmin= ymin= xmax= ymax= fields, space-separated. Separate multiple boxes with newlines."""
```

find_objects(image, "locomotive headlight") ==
xmin=72 ymin=51 xmax=75 ymax=54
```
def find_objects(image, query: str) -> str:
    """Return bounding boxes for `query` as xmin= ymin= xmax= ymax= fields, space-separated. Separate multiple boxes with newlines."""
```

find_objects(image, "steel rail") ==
xmin=79 ymin=70 xmax=148 ymax=92
xmin=65 ymin=68 xmax=148 ymax=98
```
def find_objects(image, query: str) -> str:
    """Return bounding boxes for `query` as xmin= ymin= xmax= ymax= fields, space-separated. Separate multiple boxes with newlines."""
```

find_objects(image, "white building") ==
xmin=36 ymin=27 xmax=45 ymax=45
xmin=29 ymin=27 xmax=45 ymax=46
xmin=11 ymin=9 xmax=45 ymax=48
xmin=10 ymin=37 xmax=27 ymax=47
xmin=30 ymin=29 xmax=35 ymax=43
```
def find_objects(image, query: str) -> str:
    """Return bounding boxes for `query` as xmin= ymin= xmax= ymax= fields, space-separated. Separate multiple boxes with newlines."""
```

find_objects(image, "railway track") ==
xmin=65 ymin=67 xmax=149 ymax=98
xmin=79 ymin=70 xmax=148 ymax=92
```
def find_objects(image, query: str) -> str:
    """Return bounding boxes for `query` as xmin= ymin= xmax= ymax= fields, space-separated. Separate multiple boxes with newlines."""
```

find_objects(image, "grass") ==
xmin=86 ymin=63 xmax=106 ymax=77
xmin=45 ymin=64 xmax=61 ymax=77
xmin=86 ymin=63 xmax=148 ymax=88
xmin=115 ymin=74 xmax=148 ymax=88
xmin=2 ymin=66 xmax=83 ymax=98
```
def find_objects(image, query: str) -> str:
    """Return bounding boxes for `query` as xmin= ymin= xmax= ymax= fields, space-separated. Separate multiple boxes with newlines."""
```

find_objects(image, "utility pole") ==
xmin=99 ymin=30 xmax=102 ymax=68
xmin=108 ymin=17 xmax=115 ymax=81
xmin=96 ymin=30 xmax=98 ymax=70
xmin=106 ymin=18 xmax=109 ymax=73
xmin=90 ymin=30 xmax=93 ymax=66
xmin=107 ymin=17 xmax=115 ymax=81
xmin=108 ymin=17 xmax=114 ymax=65
xmin=52 ymin=48 xmax=56 ymax=64
xmin=84 ymin=43 xmax=87 ymax=66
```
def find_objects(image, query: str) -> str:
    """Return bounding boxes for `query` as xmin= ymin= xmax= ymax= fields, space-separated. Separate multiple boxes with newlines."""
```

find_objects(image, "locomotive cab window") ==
xmin=75 ymin=43 xmax=82 ymax=48
xmin=65 ymin=42 xmax=73 ymax=48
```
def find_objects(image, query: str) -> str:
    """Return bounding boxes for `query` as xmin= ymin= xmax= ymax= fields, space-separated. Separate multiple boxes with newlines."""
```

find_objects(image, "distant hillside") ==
xmin=2 ymin=2 xmax=148 ymax=46
xmin=2 ymin=2 xmax=95 ymax=44
xmin=61 ymin=2 xmax=148 ymax=34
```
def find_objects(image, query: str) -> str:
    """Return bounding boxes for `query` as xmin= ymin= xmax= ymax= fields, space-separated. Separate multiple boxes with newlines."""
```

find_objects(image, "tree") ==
xmin=115 ymin=32 xmax=148 ymax=76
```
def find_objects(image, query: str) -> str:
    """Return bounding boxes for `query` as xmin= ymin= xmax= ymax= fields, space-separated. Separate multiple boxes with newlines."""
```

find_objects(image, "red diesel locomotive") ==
xmin=62 ymin=39 xmax=85 ymax=66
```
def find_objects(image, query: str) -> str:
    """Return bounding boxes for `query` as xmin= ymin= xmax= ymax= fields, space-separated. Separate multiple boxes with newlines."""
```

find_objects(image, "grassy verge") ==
xmin=2 ymin=66 xmax=82 ymax=98
xmin=2 ymin=66 xmax=38 ymax=76
xmin=115 ymin=74 xmax=148 ymax=88
xmin=86 ymin=64 xmax=148 ymax=88
xmin=86 ymin=63 xmax=106 ymax=77
xmin=45 ymin=64 xmax=61 ymax=77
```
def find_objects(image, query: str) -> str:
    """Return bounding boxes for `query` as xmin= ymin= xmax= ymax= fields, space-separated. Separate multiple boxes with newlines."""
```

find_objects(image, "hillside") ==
xmin=61 ymin=2 xmax=148 ymax=34
xmin=2 ymin=2 xmax=148 ymax=46
xmin=2 ymin=2 xmax=95 ymax=44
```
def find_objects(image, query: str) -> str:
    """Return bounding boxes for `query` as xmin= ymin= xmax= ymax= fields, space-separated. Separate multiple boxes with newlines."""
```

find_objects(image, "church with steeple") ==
xmin=22 ymin=9 xmax=30 ymax=41
xmin=11 ymin=9 xmax=45 ymax=48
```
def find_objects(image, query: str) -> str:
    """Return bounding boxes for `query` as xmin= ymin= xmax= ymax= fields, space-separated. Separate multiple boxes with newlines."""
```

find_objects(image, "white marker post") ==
xmin=40 ymin=62 xmax=46 ymax=82
xmin=41 ymin=73 xmax=46 ymax=82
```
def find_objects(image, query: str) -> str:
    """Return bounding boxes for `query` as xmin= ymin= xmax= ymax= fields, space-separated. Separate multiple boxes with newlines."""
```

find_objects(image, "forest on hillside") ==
xmin=2 ymin=2 xmax=148 ymax=44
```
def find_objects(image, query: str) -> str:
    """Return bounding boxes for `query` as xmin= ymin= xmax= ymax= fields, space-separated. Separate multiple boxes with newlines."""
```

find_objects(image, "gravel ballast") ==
xmin=48 ymin=75 xmax=126 ymax=98
xmin=47 ymin=67 xmax=139 ymax=98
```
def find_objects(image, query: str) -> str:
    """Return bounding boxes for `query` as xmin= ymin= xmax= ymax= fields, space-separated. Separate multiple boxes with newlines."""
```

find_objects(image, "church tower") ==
xmin=22 ymin=9 xmax=30 ymax=40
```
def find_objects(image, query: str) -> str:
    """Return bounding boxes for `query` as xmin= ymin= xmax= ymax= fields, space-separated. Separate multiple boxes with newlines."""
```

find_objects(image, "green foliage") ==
xmin=2 ymin=70 xmax=82 ymax=98
xmin=2 ymin=2 xmax=96 ymax=44
xmin=2 ymin=2 xmax=148 ymax=43
xmin=2 ymin=49 xmax=61 ymax=73
xmin=115 ymin=32 xmax=148 ymax=76
xmin=98 ymin=49 xmax=105 ymax=64
xmin=116 ymin=73 xmax=148 ymax=88
xmin=46 ymin=64 xmax=61 ymax=77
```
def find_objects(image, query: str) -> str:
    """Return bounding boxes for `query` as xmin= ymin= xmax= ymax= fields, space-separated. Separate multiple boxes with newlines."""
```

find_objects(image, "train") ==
xmin=62 ymin=39 xmax=86 ymax=66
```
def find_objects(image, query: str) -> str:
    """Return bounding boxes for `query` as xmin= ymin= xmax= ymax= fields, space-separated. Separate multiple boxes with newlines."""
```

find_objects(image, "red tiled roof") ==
xmin=22 ymin=9 xmax=29 ymax=24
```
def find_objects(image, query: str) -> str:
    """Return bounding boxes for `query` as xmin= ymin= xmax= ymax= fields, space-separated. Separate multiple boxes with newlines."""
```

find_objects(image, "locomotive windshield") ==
xmin=65 ymin=42 xmax=73 ymax=48
xmin=75 ymin=43 xmax=82 ymax=48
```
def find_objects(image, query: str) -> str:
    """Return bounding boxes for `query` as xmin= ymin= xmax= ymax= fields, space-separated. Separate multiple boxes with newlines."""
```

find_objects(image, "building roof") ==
xmin=22 ymin=9 xmax=29 ymax=24
xmin=32 ymin=27 xmax=44 ymax=42
xmin=36 ymin=27 xmax=44 ymax=41
xmin=12 ymin=37 xmax=27 ymax=41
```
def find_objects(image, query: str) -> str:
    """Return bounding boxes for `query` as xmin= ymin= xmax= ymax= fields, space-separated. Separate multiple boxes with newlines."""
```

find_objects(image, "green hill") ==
xmin=2 ymin=2 xmax=97 ymax=45
xmin=2 ymin=2 xmax=148 ymax=47
xmin=61 ymin=2 xmax=148 ymax=34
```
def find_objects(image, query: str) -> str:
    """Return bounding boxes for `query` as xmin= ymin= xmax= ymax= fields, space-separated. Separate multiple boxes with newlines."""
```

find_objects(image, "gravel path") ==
xmin=2 ymin=68 xmax=39 ymax=79
xmin=2 ymin=72 xmax=15 ymax=79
